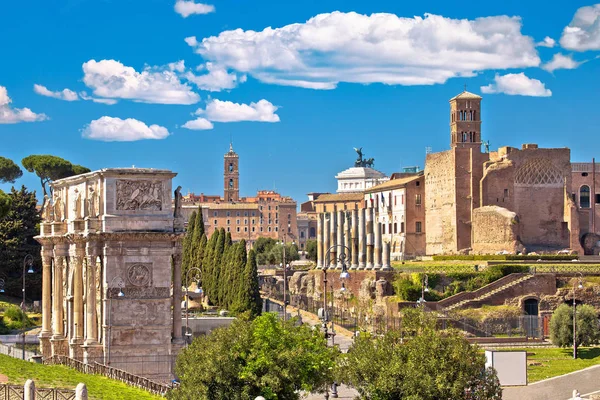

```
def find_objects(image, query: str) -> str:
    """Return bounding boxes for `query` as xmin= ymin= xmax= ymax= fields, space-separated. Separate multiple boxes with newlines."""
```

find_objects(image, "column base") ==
xmin=374 ymin=264 xmax=382 ymax=270
xmin=350 ymin=263 xmax=358 ymax=270
xmin=69 ymin=338 xmax=84 ymax=361
xmin=39 ymin=333 xmax=52 ymax=358
xmin=365 ymin=263 xmax=374 ymax=270
xmin=83 ymin=343 xmax=104 ymax=364
xmin=50 ymin=336 xmax=68 ymax=356
xmin=357 ymin=262 xmax=366 ymax=270
xmin=381 ymin=266 xmax=393 ymax=271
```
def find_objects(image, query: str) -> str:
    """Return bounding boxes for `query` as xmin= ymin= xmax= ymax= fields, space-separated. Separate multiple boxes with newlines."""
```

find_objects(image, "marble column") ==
xmin=51 ymin=250 xmax=68 ymax=356
xmin=317 ymin=213 xmax=324 ymax=269
xmin=351 ymin=209 xmax=358 ymax=269
xmin=172 ymin=252 xmax=184 ymax=344
xmin=40 ymin=246 xmax=53 ymax=357
xmin=84 ymin=255 xmax=98 ymax=345
xmin=366 ymin=207 xmax=374 ymax=270
xmin=336 ymin=210 xmax=344 ymax=269
xmin=374 ymin=222 xmax=382 ymax=270
xmin=70 ymin=251 xmax=85 ymax=360
xmin=382 ymin=242 xmax=392 ymax=270
xmin=329 ymin=209 xmax=337 ymax=269
xmin=358 ymin=208 xmax=366 ymax=269
xmin=323 ymin=213 xmax=331 ymax=269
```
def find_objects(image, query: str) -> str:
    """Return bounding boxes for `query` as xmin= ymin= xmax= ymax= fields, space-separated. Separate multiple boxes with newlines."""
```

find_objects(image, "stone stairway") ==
xmin=441 ymin=273 xmax=535 ymax=312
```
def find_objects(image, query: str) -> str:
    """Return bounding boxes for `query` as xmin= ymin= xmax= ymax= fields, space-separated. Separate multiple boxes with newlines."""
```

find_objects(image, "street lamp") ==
xmin=21 ymin=254 xmax=35 ymax=360
xmin=417 ymin=274 xmax=429 ymax=307
xmin=185 ymin=267 xmax=203 ymax=346
xmin=107 ymin=276 xmax=125 ymax=365
xmin=573 ymin=272 xmax=584 ymax=359
xmin=0 ymin=278 xmax=5 ymax=293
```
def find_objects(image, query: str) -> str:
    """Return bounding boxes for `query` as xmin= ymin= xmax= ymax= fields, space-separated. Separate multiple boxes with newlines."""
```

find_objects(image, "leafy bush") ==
xmin=2 ymin=306 xmax=35 ymax=330
xmin=432 ymin=255 xmax=577 ymax=261
xmin=550 ymin=303 xmax=599 ymax=347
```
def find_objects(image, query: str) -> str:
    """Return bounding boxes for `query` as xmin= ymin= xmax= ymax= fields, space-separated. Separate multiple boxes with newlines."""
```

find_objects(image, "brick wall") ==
xmin=472 ymin=206 xmax=521 ymax=254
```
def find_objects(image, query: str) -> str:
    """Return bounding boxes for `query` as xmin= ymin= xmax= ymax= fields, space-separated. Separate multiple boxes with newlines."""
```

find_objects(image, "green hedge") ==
xmin=431 ymin=254 xmax=577 ymax=261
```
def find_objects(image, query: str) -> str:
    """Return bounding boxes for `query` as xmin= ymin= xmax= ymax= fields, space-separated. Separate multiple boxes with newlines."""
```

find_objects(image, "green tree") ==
xmin=0 ymin=157 xmax=23 ymax=218
xmin=181 ymin=211 xmax=196 ymax=278
xmin=253 ymin=237 xmax=277 ymax=265
xmin=202 ymin=231 xmax=218 ymax=305
xmin=192 ymin=207 xmax=205 ymax=270
xmin=306 ymin=239 xmax=318 ymax=262
xmin=338 ymin=308 xmax=502 ymax=400
xmin=170 ymin=313 xmax=338 ymax=400
xmin=237 ymin=249 xmax=262 ymax=317
xmin=550 ymin=303 xmax=599 ymax=347
xmin=0 ymin=187 xmax=42 ymax=299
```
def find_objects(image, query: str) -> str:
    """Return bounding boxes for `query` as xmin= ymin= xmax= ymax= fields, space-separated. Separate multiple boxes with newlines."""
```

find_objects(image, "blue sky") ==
xmin=1 ymin=0 xmax=600 ymax=205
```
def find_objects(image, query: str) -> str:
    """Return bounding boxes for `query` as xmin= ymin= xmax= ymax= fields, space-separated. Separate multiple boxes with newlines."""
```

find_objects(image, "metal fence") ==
xmin=0 ymin=383 xmax=76 ymax=400
xmin=0 ymin=342 xmax=38 ymax=360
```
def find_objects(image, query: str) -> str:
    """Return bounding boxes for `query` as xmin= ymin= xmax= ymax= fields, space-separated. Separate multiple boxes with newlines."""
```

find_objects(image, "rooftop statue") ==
xmin=354 ymin=147 xmax=374 ymax=168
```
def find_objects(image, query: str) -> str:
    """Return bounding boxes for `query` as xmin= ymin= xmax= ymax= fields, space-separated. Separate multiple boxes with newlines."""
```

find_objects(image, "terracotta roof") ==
xmin=314 ymin=193 xmax=364 ymax=203
xmin=364 ymin=174 xmax=423 ymax=193
xmin=450 ymin=91 xmax=482 ymax=101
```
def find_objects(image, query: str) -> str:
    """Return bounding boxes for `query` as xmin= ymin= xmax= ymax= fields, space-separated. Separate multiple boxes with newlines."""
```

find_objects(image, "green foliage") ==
xmin=0 ymin=190 xmax=10 ymax=218
xmin=2 ymin=306 xmax=35 ymax=330
xmin=432 ymin=255 xmax=576 ymax=261
xmin=21 ymin=155 xmax=90 ymax=198
xmin=338 ymin=308 xmax=502 ymax=400
xmin=550 ymin=303 xmax=600 ymax=347
xmin=0 ymin=156 xmax=23 ymax=184
xmin=0 ymin=187 xmax=42 ymax=300
xmin=306 ymin=239 xmax=317 ymax=262
xmin=170 ymin=313 xmax=338 ymax=400
xmin=236 ymin=249 xmax=262 ymax=317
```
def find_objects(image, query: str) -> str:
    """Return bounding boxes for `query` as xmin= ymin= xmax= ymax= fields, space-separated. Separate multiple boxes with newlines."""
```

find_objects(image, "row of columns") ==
xmin=316 ymin=207 xmax=391 ymax=270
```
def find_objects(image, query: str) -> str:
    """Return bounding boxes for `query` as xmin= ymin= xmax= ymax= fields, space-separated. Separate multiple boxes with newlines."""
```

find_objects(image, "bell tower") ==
xmin=450 ymin=90 xmax=482 ymax=150
xmin=224 ymin=142 xmax=239 ymax=202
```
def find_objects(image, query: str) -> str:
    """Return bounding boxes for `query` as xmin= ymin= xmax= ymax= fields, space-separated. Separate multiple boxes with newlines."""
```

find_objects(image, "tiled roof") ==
xmin=450 ymin=91 xmax=482 ymax=101
xmin=364 ymin=174 xmax=423 ymax=193
xmin=314 ymin=193 xmax=364 ymax=203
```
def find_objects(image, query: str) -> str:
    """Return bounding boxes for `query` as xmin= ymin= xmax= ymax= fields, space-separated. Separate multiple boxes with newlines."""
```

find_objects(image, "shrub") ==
xmin=2 ymin=306 xmax=34 ymax=330
xmin=432 ymin=255 xmax=577 ymax=261
xmin=550 ymin=303 xmax=600 ymax=347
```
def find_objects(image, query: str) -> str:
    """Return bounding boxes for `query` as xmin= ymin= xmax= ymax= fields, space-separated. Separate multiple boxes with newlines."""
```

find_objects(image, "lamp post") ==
xmin=107 ymin=276 xmax=125 ymax=365
xmin=573 ymin=272 xmax=584 ymax=359
xmin=185 ymin=267 xmax=203 ymax=346
xmin=321 ymin=244 xmax=351 ymax=400
xmin=22 ymin=254 xmax=34 ymax=360
xmin=0 ymin=278 xmax=5 ymax=293
xmin=417 ymin=274 xmax=429 ymax=307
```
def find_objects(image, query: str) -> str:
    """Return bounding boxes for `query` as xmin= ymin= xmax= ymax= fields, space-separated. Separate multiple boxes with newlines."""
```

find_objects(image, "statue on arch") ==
xmin=174 ymin=185 xmax=183 ymax=218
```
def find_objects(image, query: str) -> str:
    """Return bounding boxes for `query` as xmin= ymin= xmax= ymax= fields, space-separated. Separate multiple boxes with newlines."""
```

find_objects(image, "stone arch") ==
xmin=514 ymin=158 xmax=564 ymax=186
xmin=580 ymin=185 xmax=591 ymax=208
xmin=523 ymin=297 xmax=539 ymax=316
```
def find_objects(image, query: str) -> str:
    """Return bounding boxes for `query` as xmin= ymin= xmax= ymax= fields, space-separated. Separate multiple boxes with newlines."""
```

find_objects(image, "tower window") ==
xmin=229 ymin=163 xmax=234 ymax=172
xmin=415 ymin=194 xmax=422 ymax=206
xmin=229 ymin=179 xmax=234 ymax=188
xmin=596 ymin=194 xmax=600 ymax=204
xmin=580 ymin=185 xmax=591 ymax=208
xmin=416 ymin=221 xmax=422 ymax=233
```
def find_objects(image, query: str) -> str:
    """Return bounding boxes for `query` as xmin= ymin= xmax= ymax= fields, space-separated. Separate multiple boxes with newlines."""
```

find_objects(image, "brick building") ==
xmin=180 ymin=144 xmax=297 ymax=245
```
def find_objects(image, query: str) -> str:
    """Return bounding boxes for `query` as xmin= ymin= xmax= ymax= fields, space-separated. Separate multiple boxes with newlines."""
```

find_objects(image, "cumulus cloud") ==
xmin=174 ymin=1 xmax=214 ymax=18
xmin=537 ymin=36 xmax=556 ymax=48
xmin=0 ymin=86 xmax=48 ymax=124
xmin=82 ymin=116 xmax=170 ymax=141
xmin=560 ymin=4 xmax=600 ymax=51
xmin=182 ymin=117 xmax=214 ymax=130
xmin=481 ymin=73 xmax=551 ymax=97
xmin=185 ymin=63 xmax=246 ymax=92
xmin=33 ymin=84 xmax=78 ymax=101
xmin=542 ymin=53 xmax=582 ymax=72
xmin=197 ymin=99 xmax=280 ymax=122
xmin=82 ymin=59 xmax=200 ymax=104
xmin=79 ymin=92 xmax=118 ymax=105
xmin=188 ymin=11 xmax=540 ymax=89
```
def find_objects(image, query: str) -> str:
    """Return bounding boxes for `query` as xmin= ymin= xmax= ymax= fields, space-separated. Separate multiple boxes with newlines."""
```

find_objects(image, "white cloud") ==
xmin=188 ymin=11 xmax=540 ymax=89
xmin=79 ymin=92 xmax=119 ymax=105
xmin=185 ymin=63 xmax=246 ymax=92
xmin=82 ymin=116 xmax=170 ymax=141
xmin=182 ymin=117 xmax=214 ymax=130
xmin=537 ymin=36 xmax=556 ymax=48
xmin=198 ymin=99 xmax=280 ymax=122
xmin=82 ymin=59 xmax=200 ymax=104
xmin=33 ymin=84 xmax=79 ymax=101
xmin=481 ymin=73 xmax=551 ymax=97
xmin=174 ymin=1 xmax=214 ymax=18
xmin=542 ymin=53 xmax=582 ymax=72
xmin=0 ymin=86 xmax=48 ymax=124
xmin=168 ymin=60 xmax=186 ymax=73
xmin=560 ymin=4 xmax=600 ymax=51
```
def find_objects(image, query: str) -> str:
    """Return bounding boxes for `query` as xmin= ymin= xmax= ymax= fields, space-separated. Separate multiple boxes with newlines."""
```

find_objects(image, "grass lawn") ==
xmin=0 ymin=354 xmax=161 ymax=400
xmin=495 ymin=347 xmax=600 ymax=383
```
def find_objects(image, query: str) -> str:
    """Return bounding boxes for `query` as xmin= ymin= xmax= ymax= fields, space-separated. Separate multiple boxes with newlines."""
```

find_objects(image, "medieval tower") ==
xmin=450 ymin=91 xmax=482 ymax=149
xmin=224 ymin=143 xmax=240 ymax=202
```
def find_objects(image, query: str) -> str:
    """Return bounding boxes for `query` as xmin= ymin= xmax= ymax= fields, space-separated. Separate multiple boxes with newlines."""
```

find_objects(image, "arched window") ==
xmin=524 ymin=298 xmax=538 ymax=316
xmin=229 ymin=179 xmax=234 ymax=188
xmin=580 ymin=185 xmax=591 ymax=208
xmin=473 ymin=111 xmax=476 ymax=120
xmin=309 ymin=227 xmax=316 ymax=238
xmin=229 ymin=162 xmax=234 ymax=172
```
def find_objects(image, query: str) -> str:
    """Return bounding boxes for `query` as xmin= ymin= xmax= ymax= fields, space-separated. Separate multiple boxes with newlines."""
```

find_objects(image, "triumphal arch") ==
xmin=36 ymin=168 xmax=185 ymax=381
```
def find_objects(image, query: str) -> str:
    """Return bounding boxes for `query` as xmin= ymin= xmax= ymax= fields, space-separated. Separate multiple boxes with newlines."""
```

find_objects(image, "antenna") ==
xmin=464 ymin=83 xmax=467 ymax=92
xmin=425 ymin=146 xmax=432 ymax=155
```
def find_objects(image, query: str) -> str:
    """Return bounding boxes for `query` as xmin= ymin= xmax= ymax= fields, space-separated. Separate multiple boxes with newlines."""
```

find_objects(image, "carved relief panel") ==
xmin=116 ymin=180 xmax=163 ymax=211
xmin=126 ymin=263 xmax=153 ymax=288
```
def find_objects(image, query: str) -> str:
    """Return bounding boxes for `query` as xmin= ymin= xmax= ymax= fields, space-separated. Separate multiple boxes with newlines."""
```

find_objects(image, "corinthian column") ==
xmin=84 ymin=256 xmax=98 ymax=345
xmin=329 ymin=208 xmax=337 ymax=269
xmin=358 ymin=208 xmax=366 ymax=269
xmin=366 ymin=207 xmax=374 ymax=270
xmin=172 ymin=252 xmax=184 ymax=343
xmin=69 ymin=248 xmax=85 ymax=360
xmin=374 ymin=222 xmax=382 ymax=270
xmin=317 ymin=213 xmax=323 ymax=269
xmin=39 ymin=246 xmax=53 ymax=357
xmin=382 ymin=242 xmax=392 ymax=271
xmin=351 ymin=209 xmax=358 ymax=269
xmin=323 ymin=213 xmax=331 ymax=268
xmin=337 ymin=210 xmax=344 ymax=269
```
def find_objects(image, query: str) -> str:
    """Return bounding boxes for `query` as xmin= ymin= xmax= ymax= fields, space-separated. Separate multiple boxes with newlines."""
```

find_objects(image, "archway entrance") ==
xmin=523 ymin=299 xmax=539 ymax=338
xmin=524 ymin=298 xmax=539 ymax=316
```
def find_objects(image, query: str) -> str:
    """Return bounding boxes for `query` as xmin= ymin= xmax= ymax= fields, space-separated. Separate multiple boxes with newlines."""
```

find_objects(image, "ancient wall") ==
xmin=472 ymin=206 xmax=522 ymax=254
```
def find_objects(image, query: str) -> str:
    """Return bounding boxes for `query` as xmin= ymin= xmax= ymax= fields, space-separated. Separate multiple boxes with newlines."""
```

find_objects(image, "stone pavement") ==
xmin=502 ymin=364 xmax=600 ymax=400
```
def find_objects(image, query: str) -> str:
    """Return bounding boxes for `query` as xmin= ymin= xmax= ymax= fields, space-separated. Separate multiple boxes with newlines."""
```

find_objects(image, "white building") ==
xmin=335 ymin=167 xmax=389 ymax=193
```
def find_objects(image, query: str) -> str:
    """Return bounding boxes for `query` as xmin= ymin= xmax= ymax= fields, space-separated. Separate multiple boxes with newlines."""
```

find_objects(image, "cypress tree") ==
xmin=203 ymin=230 xmax=219 ymax=304
xmin=192 ymin=206 xmax=205 ymax=269
xmin=220 ymin=242 xmax=237 ymax=308
xmin=239 ymin=249 xmax=262 ymax=317
xmin=231 ymin=240 xmax=248 ymax=312
xmin=181 ymin=211 xmax=196 ymax=278
xmin=211 ymin=228 xmax=226 ymax=305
